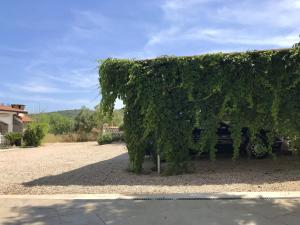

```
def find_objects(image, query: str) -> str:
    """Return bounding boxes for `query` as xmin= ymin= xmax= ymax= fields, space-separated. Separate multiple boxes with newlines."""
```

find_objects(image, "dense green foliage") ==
xmin=32 ymin=113 xmax=73 ymax=135
xmin=97 ymin=132 xmax=124 ymax=145
xmin=94 ymin=104 xmax=124 ymax=127
xmin=97 ymin=133 xmax=113 ymax=145
xmin=23 ymin=123 xmax=48 ymax=147
xmin=74 ymin=106 xmax=96 ymax=133
xmin=49 ymin=114 xmax=73 ymax=135
xmin=99 ymin=45 xmax=300 ymax=174
xmin=4 ymin=132 xmax=22 ymax=146
xmin=31 ymin=108 xmax=124 ymax=136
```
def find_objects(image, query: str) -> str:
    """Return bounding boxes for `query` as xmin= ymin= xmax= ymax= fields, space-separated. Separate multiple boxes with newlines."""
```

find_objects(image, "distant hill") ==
xmin=30 ymin=108 xmax=124 ymax=126
xmin=45 ymin=109 xmax=83 ymax=119
xmin=30 ymin=109 xmax=84 ymax=119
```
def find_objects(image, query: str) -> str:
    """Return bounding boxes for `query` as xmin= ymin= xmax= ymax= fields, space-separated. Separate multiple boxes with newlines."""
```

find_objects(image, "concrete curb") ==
xmin=1 ymin=192 xmax=300 ymax=200
xmin=0 ymin=147 xmax=38 ymax=152
xmin=0 ymin=148 xmax=16 ymax=152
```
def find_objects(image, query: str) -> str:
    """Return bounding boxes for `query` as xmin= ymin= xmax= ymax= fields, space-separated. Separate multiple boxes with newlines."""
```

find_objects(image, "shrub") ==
xmin=97 ymin=133 xmax=113 ymax=145
xmin=119 ymin=123 xmax=124 ymax=131
xmin=4 ymin=132 xmax=22 ymax=146
xmin=97 ymin=132 xmax=124 ymax=145
xmin=23 ymin=123 xmax=48 ymax=147
xmin=112 ymin=132 xmax=124 ymax=141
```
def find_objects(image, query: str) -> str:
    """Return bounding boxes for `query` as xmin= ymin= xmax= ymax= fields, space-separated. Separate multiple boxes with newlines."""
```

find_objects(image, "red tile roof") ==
xmin=0 ymin=105 xmax=28 ymax=113
xmin=19 ymin=114 xmax=32 ymax=123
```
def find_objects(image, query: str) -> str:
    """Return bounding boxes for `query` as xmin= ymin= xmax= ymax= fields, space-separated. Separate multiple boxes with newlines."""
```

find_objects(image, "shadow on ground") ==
xmin=2 ymin=195 xmax=300 ymax=225
xmin=23 ymin=152 xmax=300 ymax=187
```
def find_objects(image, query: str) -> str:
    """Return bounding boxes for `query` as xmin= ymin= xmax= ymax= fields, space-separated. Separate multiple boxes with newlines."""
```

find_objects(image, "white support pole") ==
xmin=157 ymin=153 xmax=161 ymax=174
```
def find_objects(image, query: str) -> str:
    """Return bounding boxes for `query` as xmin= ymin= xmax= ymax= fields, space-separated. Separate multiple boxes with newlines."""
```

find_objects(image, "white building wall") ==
xmin=0 ymin=112 xmax=15 ymax=133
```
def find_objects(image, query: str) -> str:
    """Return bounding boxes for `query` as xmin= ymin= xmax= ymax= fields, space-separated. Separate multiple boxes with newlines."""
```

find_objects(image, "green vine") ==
xmin=99 ymin=45 xmax=300 ymax=174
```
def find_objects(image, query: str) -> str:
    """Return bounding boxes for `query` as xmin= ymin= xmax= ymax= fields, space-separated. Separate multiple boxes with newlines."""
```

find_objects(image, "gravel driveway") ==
xmin=0 ymin=142 xmax=299 ymax=194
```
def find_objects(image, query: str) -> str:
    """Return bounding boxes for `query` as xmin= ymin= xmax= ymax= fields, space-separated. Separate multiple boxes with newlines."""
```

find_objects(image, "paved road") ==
xmin=0 ymin=197 xmax=299 ymax=225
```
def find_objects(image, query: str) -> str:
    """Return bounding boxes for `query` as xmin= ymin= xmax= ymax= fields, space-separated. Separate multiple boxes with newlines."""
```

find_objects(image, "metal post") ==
xmin=157 ymin=153 xmax=161 ymax=174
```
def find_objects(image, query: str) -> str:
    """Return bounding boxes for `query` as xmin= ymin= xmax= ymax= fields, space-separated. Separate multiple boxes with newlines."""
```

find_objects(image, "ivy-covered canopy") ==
xmin=99 ymin=45 xmax=300 ymax=174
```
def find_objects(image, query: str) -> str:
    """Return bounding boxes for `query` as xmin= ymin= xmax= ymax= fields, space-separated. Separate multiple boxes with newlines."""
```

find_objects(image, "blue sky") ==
xmin=0 ymin=0 xmax=299 ymax=113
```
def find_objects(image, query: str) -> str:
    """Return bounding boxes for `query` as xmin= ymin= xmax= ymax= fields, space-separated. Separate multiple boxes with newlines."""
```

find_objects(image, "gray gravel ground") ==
xmin=0 ymin=142 xmax=299 ymax=194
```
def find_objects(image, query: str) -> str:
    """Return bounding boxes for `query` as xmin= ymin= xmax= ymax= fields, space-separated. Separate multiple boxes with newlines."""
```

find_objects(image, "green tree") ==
xmin=32 ymin=113 xmax=73 ymax=135
xmin=48 ymin=113 xmax=73 ymax=135
xmin=74 ymin=106 xmax=95 ymax=133
xmin=94 ymin=104 xmax=124 ymax=127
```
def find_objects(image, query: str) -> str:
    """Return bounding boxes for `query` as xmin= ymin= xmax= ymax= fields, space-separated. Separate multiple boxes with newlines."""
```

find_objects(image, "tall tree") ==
xmin=74 ymin=106 xmax=95 ymax=133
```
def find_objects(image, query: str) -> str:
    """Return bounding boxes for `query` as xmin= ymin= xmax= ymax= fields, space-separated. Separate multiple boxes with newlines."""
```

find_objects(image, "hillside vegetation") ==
xmin=30 ymin=107 xmax=124 ymax=135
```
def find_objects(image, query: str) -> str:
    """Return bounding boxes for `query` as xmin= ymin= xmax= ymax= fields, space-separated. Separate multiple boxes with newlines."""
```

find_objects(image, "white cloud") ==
xmin=0 ymin=90 xmax=91 ymax=105
xmin=66 ymin=9 xmax=111 ymax=40
xmin=147 ymin=27 xmax=299 ymax=48
xmin=6 ymin=81 xmax=92 ymax=94
xmin=281 ymin=0 xmax=300 ymax=8
xmin=143 ymin=0 xmax=300 ymax=55
xmin=161 ymin=0 xmax=300 ymax=27
xmin=215 ymin=0 xmax=300 ymax=28
xmin=72 ymin=9 xmax=110 ymax=28
xmin=39 ymin=68 xmax=99 ymax=89
xmin=161 ymin=0 xmax=221 ymax=22
xmin=146 ymin=27 xmax=179 ymax=47
xmin=18 ymin=82 xmax=64 ymax=94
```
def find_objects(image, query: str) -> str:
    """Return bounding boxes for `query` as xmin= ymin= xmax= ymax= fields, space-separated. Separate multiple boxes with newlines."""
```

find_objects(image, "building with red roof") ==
xmin=0 ymin=104 xmax=31 ymax=135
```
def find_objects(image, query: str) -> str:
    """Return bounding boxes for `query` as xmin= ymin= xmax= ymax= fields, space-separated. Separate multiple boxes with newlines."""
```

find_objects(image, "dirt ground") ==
xmin=0 ymin=142 xmax=299 ymax=194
